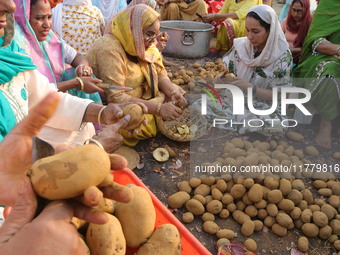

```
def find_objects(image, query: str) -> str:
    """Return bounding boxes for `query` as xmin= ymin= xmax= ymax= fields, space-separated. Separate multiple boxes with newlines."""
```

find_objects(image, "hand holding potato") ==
xmin=159 ymin=102 xmax=183 ymax=121
xmin=0 ymin=178 xmax=90 ymax=255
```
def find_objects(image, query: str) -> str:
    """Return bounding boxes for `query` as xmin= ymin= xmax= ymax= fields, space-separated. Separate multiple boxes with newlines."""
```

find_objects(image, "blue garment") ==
xmin=279 ymin=0 xmax=293 ymax=22
xmin=0 ymin=35 xmax=36 ymax=141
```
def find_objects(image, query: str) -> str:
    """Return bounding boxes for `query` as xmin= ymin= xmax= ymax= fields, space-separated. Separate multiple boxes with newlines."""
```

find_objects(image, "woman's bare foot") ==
xmin=315 ymin=118 xmax=332 ymax=149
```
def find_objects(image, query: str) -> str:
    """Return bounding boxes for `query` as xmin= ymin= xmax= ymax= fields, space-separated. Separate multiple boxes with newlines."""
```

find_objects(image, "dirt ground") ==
xmin=129 ymin=2 xmax=340 ymax=255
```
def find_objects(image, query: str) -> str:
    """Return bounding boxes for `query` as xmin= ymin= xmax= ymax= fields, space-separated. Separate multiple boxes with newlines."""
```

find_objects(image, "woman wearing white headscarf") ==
xmin=52 ymin=0 xmax=105 ymax=55
xmin=92 ymin=0 xmax=127 ymax=26
xmin=206 ymin=5 xmax=292 ymax=135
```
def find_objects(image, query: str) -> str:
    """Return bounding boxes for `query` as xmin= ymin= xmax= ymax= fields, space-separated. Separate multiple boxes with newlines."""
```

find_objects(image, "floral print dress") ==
xmin=201 ymin=47 xmax=292 ymax=136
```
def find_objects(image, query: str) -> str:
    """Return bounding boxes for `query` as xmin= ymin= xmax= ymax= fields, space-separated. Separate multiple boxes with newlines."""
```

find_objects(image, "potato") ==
xmin=189 ymin=178 xmax=201 ymax=188
xmin=122 ymin=104 xmax=144 ymax=130
xmin=293 ymin=149 xmax=304 ymax=159
xmin=290 ymin=207 xmax=302 ymax=220
xmin=305 ymin=146 xmax=319 ymax=157
xmin=333 ymin=152 xmax=340 ymax=159
xmin=203 ymin=221 xmax=220 ymax=234
xmin=227 ymin=203 xmax=237 ymax=213
xmin=230 ymin=184 xmax=246 ymax=199
xmin=254 ymin=220 xmax=263 ymax=232
xmin=233 ymin=210 xmax=251 ymax=225
xmin=301 ymin=189 xmax=313 ymax=205
xmin=302 ymin=223 xmax=319 ymax=237
xmin=329 ymin=195 xmax=340 ymax=208
xmin=206 ymin=200 xmax=223 ymax=214
xmin=267 ymin=189 xmax=283 ymax=204
xmin=301 ymin=209 xmax=313 ymax=223
xmin=200 ymin=175 xmax=216 ymax=186
xmin=229 ymin=148 xmax=246 ymax=158
xmin=177 ymin=181 xmax=192 ymax=194
xmin=222 ymin=194 xmax=234 ymax=205
xmin=308 ymin=204 xmax=320 ymax=212
xmin=114 ymin=185 xmax=156 ymax=248
xmin=334 ymin=240 xmax=340 ymax=251
xmin=86 ymin=214 xmax=126 ymax=255
xmin=211 ymin=188 xmax=223 ymax=201
xmin=276 ymin=213 xmax=294 ymax=229
xmin=248 ymin=184 xmax=263 ymax=203
xmin=317 ymin=188 xmax=333 ymax=197
xmin=192 ymin=194 xmax=205 ymax=205
xmin=313 ymin=180 xmax=327 ymax=189
xmin=287 ymin=189 xmax=303 ymax=205
xmin=319 ymin=225 xmax=332 ymax=240
xmin=297 ymin=236 xmax=308 ymax=252
xmin=236 ymin=200 xmax=246 ymax=211
xmin=272 ymin=223 xmax=287 ymax=236
xmin=292 ymin=179 xmax=305 ymax=190
xmin=278 ymin=199 xmax=295 ymax=212
xmin=330 ymin=219 xmax=340 ymax=235
xmin=321 ymin=204 xmax=337 ymax=220
xmin=202 ymin=212 xmax=215 ymax=222
xmin=286 ymin=131 xmax=304 ymax=142
xmin=186 ymin=199 xmax=205 ymax=215
xmin=279 ymin=179 xmax=292 ymax=196
xmin=217 ymin=229 xmax=235 ymax=239
xmin=194 ymin=184 xmax=211 ymax=197
xmin=244 ymin=238 xmax=257 ymax=252
xmin=267 ymin=204 xmax=279 ymax=217
xmin=167 ymin=191 xmax=190 ymax=209
xmin=28 ymin=145 xmax=110 ymax=200
xmin=313 ymin=211 xmax=329 ymax=227
xmin=241 ymin=220 xmax=255 ymax=236
xmin=255 ymin=199 xmax=267 ymax=209
xmin=216 ymin=179 xmax=228 ymax=192
xmin=245 ymin=205 xmax=258 ymax=217
xmin=264 ymin=216 xmax=276 ymax=227
xmin=182 ymin=212 xmax=194 ymax=223
xmin=264 ymin=177 xmax=280 ymax=189
xmin=231 ymin=137 xmax=244 ymax=148
xmin=219 ymin=209 xmax=230 ymax=219
xmin=95 ymin=198 xmax=116 ymax=214
xmin=205 ymin=195 xmax=213 ymax=204
xmin=137 ymin=224 xmax=181 ymax=255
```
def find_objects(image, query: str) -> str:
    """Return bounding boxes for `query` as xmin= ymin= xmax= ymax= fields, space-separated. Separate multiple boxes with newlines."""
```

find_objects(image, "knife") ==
xmin=32 ymin=136 xmax=55 ymax=216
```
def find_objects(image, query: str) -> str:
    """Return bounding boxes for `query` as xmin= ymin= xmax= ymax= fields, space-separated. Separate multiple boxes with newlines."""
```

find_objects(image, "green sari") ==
xmin=293 ymin=0 xmax=340 ymax=120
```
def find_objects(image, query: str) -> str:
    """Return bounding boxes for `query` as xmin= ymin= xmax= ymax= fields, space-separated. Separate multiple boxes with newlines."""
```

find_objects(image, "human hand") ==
xmin=76 ymin=64 xmax=93 ymax=77
xmin=0 ymin=92 xmax=60 ymax=206
xmin=170 ymin=92 xmax=187 ymax=108
xmin=159 ymin=102 xmax=183 ymax=120
xmin=0 ymin=177 xmax=91 ymax=255
xmin=202 ymin=14 xmax=215 ymax=22
xmin=94 ymin=115 xmax=130 ymax=153
xmin=79 ymin=77 xmax=104 ymax=94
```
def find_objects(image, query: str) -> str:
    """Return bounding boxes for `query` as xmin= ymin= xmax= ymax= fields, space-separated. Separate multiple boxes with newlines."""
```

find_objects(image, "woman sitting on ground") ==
xmin=52 ymin=0 xmax=105 ymax=55
xmin=87 ymin=4 xmax=187 ymax=146
xmin=293 ymin=0 xmax=340 ymax=149
xmin=206 ymin=4 xmax=292 ymax=135
xmin=14 ymin=0 xmax=103 ymax=104
xmin=281 ymin=0 xmax=312 ymax=65
xmin=202 ymin=0 xmax=262 ymax=52
xmin=157 ymin=0 xmax=208 ymax=22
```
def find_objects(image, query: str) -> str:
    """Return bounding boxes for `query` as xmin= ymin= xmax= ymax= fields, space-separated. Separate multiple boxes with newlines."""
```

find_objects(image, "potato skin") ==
xmin=167 ymin=192 xmax=190 ymax=209
xmin=137 ymin=224 xmax=181 ymax=255
xmin=115 ymin=184 xmax=156 ymax=248
xmin=29 ymin=145 xmax=110 ymax=200
xmin=86 ymin=214 xmax=126 ymax=255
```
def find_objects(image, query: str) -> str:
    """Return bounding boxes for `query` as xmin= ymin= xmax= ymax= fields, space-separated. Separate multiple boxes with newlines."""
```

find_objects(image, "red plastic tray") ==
xmin=112 ymin=169 xmax=212 ymax=255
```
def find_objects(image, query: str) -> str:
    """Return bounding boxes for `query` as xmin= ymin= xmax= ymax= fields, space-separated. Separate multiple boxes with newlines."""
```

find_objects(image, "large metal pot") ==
xmin=160 ymin=21 xmax=214 ymax=59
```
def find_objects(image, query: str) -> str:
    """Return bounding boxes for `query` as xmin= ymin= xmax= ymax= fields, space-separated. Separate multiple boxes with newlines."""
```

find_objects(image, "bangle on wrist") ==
xmin=156 ymin=103 xmax=162 ymax=115
xmin=75 ymin=77 xmax=84 ymax=91
xmin=97 ymin=106 xmax=107 ymax=125
xmin=75 ymin=64 xmax=84 ymax=73
xmin=84 ymin=138 xmax=104 ymax=150
xmin=252 ymin=86 xmax=257 ymax=96
xmin=336 ymin=46 xmax=340 ymax=56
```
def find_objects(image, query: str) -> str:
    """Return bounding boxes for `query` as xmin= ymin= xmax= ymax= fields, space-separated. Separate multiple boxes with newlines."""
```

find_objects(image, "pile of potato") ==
xmin=167 ymin=136 xmax=340 ymax=253
xmin=28 ymin=145 xmax=182 ymax=254
xmin=167 ymin=59 xmax=227 ymax=86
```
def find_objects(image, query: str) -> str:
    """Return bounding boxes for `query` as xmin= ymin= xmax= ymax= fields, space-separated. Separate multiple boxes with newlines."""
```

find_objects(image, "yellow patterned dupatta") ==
xmin=109 ymin=4 xmax=163 ymax=100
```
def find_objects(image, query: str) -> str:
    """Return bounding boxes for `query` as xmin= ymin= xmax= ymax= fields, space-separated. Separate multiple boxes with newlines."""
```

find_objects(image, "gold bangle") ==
xmin=97 ymin=106 xmax=107 ymax=125
xmin=75 ymin=77 xmax=84 ymax=91
xmin=84 ymin=138 xmax=104 ymax=150
xmin=156 ymin=103 xmax=162 ymax=115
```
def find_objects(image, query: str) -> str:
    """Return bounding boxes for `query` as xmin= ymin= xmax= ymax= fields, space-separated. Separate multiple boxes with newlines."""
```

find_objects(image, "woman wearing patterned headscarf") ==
xmin=87 ymin=4 xmax=187 ymax=146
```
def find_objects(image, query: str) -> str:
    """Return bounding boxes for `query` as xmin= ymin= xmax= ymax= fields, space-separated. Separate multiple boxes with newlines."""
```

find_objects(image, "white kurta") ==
xmin=0 ymin=69 xmax=95 ymax=147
